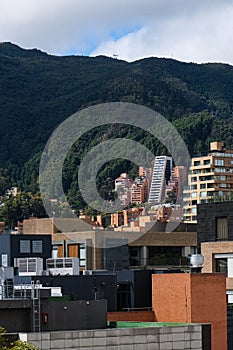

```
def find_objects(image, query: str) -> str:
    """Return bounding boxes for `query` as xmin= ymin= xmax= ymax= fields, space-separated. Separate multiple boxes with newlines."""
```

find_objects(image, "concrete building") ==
xmin=114 ymin=173 xmax=132 ymax=206
xmin=129 ymin=229 xmax=197 ymax=268
xmin=111 ymin=207 xmax=144 ymax=228
xmin=148 ymin=156 xmax=172 ymax=204
xmin=21 ymin=218 xmax=197 ymax=272
xmin=201 ymin=241 xmax=233 ymax=303
xmin=130 ymin=176 xmax=149 ymax=204
xmin=166 ymin=165 xmax=187 ymax=202
xmin=184 ymin=142 xmax=233 ymax=222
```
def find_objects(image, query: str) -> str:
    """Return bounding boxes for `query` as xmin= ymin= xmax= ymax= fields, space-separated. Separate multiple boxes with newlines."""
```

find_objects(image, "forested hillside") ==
xmin=1 ymin=42 xmax=233 ymax=211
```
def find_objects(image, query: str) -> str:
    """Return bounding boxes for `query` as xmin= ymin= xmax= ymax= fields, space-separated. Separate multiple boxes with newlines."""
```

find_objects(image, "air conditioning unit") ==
xmin=17 ymin=258 xmax=43 ymax=276
xmin=46 ymin=258 xmax=80 ymax=276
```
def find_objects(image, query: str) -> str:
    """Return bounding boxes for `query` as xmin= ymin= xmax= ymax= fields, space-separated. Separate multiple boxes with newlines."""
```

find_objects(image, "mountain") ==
xmin=1 ymin=42 xmax=233 ymax=208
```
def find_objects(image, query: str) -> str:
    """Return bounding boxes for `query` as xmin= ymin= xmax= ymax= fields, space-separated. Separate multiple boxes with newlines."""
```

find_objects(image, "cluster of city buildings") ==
xmin=110 ymin=141 xmax=233 ymax=233
xmin=0 ymin=141 xmax=233 ymax=349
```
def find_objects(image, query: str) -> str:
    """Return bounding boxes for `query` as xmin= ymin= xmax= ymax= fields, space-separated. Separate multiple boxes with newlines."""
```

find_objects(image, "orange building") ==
xmin=152 ymin=273 xmax=227 ymax=350
xmin=131 ymin=177 xmax=149 ymax=204
xmin=111 ymin=207 xmax=144 ymax=227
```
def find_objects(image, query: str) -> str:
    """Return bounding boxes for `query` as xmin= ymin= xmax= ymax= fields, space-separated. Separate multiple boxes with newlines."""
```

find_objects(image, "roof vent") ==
xmin=190 ymin=254 xmax=204 ymax=273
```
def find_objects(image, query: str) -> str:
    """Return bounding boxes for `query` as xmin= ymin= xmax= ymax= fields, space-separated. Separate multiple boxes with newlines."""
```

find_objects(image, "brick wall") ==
xmin=108 ymin=311 xmax=155 ymax=322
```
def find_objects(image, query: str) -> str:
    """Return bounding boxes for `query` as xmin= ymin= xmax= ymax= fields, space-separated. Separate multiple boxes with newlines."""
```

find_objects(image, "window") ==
xmin=194 ymin=161 xmax=201 ymax=166
xmin=215 ymin=258 xmax=228 ymax=274
xmin=191 ymin=192 xmax=197 ymax=198
xmin=216 ymin=217 xmax=228 ymax=241
xmin=215 ymin=168 xmax=226 ymax=173
xmin=215 ymin=175 xmax=226 ymax=180
xmin=200 ymin=191 xmax=207 ymax=197
xmin=191 ymin=177 xmax=197 ymax=182
xmin=79 ymin=243 xmax=86 ymax=268
xmin=191 ymin=185 xmax=197 ymax=190
xmin=207 ymin=183 xmax=214 ymax=188
xmin=32 ymin=240 xmax=43 ymax=253
xmin=215 ymin=159 xmax=224 ymax=166
xmin=20 ymin=240 xmax=30 ymax=253
xmin=192 ymin=200 xmax=197 ymax=205
xmin=200 ymin=176 xmax=212 ymax=181
xmin=204 ymin=159 xmax=210 ymax=165
xmin=191 ymin=208 xmax=197 ymax=214
xmin=200 ymin=184 xmax=206 ymax=189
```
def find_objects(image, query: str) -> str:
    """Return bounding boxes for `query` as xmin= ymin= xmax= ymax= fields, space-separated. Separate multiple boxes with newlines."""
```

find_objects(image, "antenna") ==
xmin=113 ymin=54 xmax=118 ymax=59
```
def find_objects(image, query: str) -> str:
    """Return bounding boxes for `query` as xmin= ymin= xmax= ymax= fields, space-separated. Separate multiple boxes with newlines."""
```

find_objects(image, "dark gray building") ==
xmin=197 ymin=201 xmax=233 ymax=251
xmin=14 ymin=274 xmax=117 ymax=312
xmin=0 ymin=298 xmax=107 ymax=333
xmin=0 ymin=234 xmax=52 ymax=269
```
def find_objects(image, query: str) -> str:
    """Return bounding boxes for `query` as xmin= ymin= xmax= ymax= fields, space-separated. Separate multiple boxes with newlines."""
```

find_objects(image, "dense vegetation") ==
xmin=1 ymin=42 xmax=233 ymax=214
xmin=0 ymin=327 xmax=39 ymax=349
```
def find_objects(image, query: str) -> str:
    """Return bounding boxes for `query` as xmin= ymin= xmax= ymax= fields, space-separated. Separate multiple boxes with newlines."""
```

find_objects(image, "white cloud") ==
xmin=91 ymin=1 xmax=233 ymax=64
xmin=1 ymin=0 xmax=233 ymax=64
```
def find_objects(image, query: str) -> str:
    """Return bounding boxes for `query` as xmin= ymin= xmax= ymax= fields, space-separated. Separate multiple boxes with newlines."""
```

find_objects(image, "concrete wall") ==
xmin=152 ymin=273 xmax=227 ymax=350
xmin=0 ymin=299 xmax=31 ymax=332
xmin=19 ymin=324 xmax=210 ymax=350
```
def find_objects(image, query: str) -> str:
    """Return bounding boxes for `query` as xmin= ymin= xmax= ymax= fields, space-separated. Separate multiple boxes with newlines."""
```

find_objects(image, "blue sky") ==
xmin=1 ymin=0 xmax=233 ymax=64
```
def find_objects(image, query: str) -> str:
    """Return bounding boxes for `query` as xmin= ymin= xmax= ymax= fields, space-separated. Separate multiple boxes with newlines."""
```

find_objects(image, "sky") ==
xmin=1 ymin=0 xmax=233 ymax=64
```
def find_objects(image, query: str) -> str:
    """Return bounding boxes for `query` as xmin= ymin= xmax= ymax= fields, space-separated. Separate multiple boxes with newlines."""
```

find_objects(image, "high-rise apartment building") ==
xmin=148 ymin=156 xmax=173 ymax=204
xmin=114 ymin=173 xmax=132 ymax=206
xmin=166 ymin=166 xmax=187 ymax=203
xmin=131 ymin=176 xmax=149 ymax=204
xmin=183 ymin=142 xmax=233 ymax=222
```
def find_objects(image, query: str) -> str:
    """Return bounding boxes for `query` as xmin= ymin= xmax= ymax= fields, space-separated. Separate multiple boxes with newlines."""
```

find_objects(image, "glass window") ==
xmin=191 ymin=185 xmax=197 ymax=190
xmin=215 ymin=258 xmax=228 ymax=274
xmin=191 ymin=177 xmax=197 ymax=182
xmin=215 ymin=159 xmax=224 ymax=166
xmin=215 ymin=168 xmax=226 ymax=173
xmin=194 ymin=161 xmax=201 ymax=166
xmin=191 ymin=192 xmax=197 ymax=198
xmin=220 ymin=183 xmax=227 ymax=188
xmin=32 ymin=240 xmax=43 ymax=253
xmin=216 ymin=217 xmax=228 ymax=241
xmin=191 ymin=207 xmax=197 ymax=214
xmin=200 ymin=191 xmax=207 ymax=197
xmin=215 ymin=175 xmax=226 ymax=180
xmin=204 ymin=159 xmax=210 ymax=165
xmin=200 ymin=184 xmax=206 ymax=189
xmin=20 ymin=240 xmax=30 ymax=253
